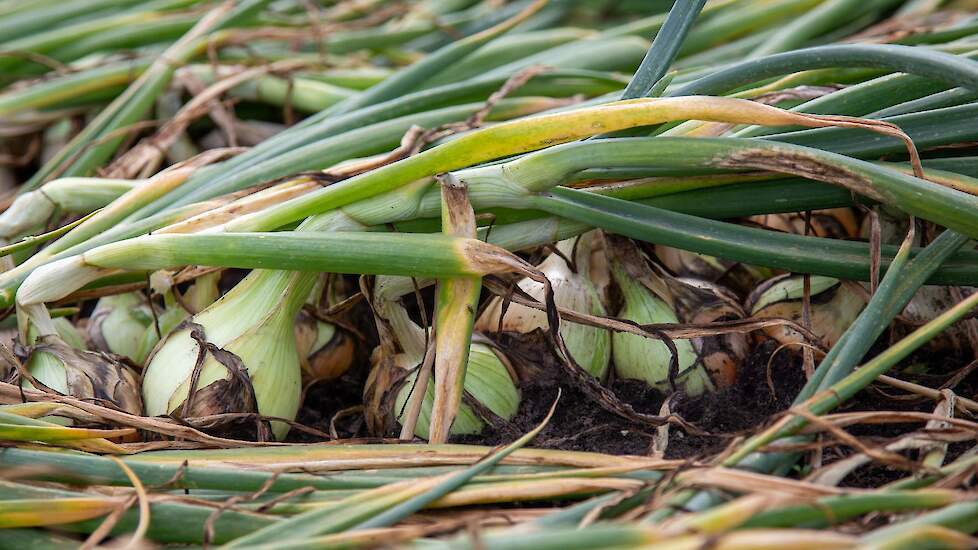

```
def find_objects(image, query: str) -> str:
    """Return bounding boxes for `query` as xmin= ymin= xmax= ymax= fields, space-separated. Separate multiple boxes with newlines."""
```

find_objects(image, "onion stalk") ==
xmin=0 ymin=177 xmax=136 ymax=244
xmin=861 ymin=208 xmax=978 ymax=352
xmin=5 ymin=96 xmax=975 ymax=308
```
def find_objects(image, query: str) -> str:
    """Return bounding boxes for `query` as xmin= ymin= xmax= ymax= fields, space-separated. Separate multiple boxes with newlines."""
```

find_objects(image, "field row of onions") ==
xmin=1 ymin=0 xmax=978 ymax=548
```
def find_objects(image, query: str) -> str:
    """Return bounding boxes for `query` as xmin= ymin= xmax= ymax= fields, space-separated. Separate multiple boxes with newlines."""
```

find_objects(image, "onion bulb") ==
xmin=393 ymin=342 xmax=519 ymax=439
xmin=477 ymin=231 xmax=611 ymax=378
xmin=294 ymin=310 xmax=355 ymax=381
xmin=748 ymin=274 xmax=864 ymax=348
xmin=612 ymin=261 xmax=711 ymax=395
xmin=364 ymin=284 xmax=518 ymax=439
xmin=141 ymin=270 xmax=313 ymax=439
xmin=655 ymin=246 xmax=772 ymax=295
xmin=87 ymin=293 xmax=154 ymax=361
xmin=24 ymin=316 xmax=141 ymax=417
xmin=607 ymin=236 xmax=746 ymax=395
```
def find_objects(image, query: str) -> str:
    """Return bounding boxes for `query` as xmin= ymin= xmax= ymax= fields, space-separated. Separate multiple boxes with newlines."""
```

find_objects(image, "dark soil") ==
xmin=291 ymin=363 xmax=371 ymax=441
xmin=288 ymin=291 xmax=377 ymax=443
xmin=819 ymin=348 xmax=978 ymax=488
xmin=288 ymin=304 xmax=978 ymax=490
xmin=290 ymin=332 xmax=814 ymax=459
xmin=452 ymin=338 xmax=808 ymax=459
xmin=456 ymin=377 xmax=665 ymax=456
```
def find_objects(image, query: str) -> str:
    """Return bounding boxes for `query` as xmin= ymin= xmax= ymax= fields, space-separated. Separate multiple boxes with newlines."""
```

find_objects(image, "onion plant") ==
xmin=4 ymin=0 xmax=978 ymax=547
